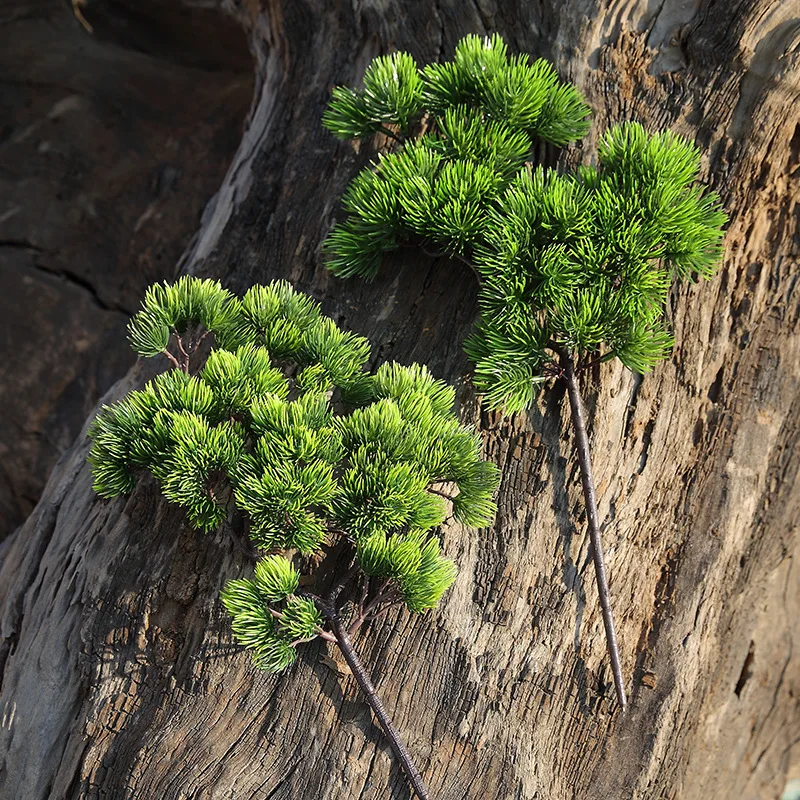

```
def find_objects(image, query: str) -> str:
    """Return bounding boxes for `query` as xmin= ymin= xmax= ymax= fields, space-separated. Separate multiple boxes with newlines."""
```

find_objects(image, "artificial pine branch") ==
xmin=324 ymin=33 xmax=727 ymax=711
xmin=88 ymin=277 xmax=499 ymax=799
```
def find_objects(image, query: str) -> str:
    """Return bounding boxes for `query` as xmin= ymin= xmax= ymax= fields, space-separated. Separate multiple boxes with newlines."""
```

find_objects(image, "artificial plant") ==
xmin=323 ymin=33 xmax=727 ymax=710
xmin=323 ymin=33 xmax=590 ymax=279
xmin=88 ymin=276 xmax=498 ymax=800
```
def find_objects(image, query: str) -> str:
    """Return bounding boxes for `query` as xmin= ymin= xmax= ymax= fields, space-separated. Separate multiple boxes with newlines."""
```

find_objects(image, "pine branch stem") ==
xmin=358 ymin=574 xmax=370 ymax=611
xmin=161 ymin=349 xmax=182 ymax=370
xmin=577 ymin=355 xmax=602 ymax=373
xmin=348 ymin=577 xmax=394 ymax=636
xmin=558 ymin=349 xmax=628 ymax=711
xmin=329 ymin=564 xmax=360 ymax=608
xmin=328 ymin=608 xmax=431 ymax=800
xmin=577 ymin=350 xmax=616 ymax=374
xmin=377 ymin=125 xmax=403 ymax=143
xmin=315 ymin=627 xmax=338 ymax=644
xmin=193 ymin=328 xmax=213 ymax=352
xmin=173 ymin=331 xmax=190 ymax=372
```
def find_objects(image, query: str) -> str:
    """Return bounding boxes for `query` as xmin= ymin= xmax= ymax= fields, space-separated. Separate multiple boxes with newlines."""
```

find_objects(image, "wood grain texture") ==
xmin=1 ymin=1 xmax=798 ymax=798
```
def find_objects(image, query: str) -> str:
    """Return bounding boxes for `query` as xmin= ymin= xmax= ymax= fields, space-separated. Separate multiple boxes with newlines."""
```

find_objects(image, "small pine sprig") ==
xmin=221 ymin=557 xmax=319 ymax=671
xmin=323 ymin=51 xmax=424 ymax=139
xmin=88 ymin=274 xmax=498 ymax=666
xmin=88 ymin=277 xmax=498 ymax=798
xmin=323 ymin=33 xmax=591 ymax=280
xmin=126 ymin=276 xmax=240 ymax=362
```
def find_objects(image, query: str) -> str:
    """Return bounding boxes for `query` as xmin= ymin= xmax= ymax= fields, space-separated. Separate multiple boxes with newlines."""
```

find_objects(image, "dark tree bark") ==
xmin=1 ymin=1 xmax=798 ymax=799
xmin=0 ymin=0 xmax=253 ymax=537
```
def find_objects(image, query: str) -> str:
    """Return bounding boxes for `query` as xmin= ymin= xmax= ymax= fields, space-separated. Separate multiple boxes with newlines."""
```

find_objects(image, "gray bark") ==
xmin=1 ymin=1 xmax=798 ymax=798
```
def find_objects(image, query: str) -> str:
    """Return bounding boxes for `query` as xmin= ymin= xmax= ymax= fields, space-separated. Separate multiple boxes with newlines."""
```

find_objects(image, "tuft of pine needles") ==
xmin=323 ymin=33 xmax=728 ymax=711
xmin=88 ymin=276 xmax=499 ymax=799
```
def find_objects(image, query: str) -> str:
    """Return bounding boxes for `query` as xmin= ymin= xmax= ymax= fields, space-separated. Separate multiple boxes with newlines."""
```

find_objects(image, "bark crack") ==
xmin=30 ymin=262 xmax=130 ymax=315
xmin=1 ymin=237 xmax=131 ymax=314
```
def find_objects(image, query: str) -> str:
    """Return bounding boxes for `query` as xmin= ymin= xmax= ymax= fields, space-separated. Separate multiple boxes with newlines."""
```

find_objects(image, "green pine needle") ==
xmin=253 ymin=556 xmax=299 ymax=602
xmin=89 ymin=276 xmax=500 ymax=673
xmin=278 ymin=597 xmax=324 ymax=640
xmin=323 ymin=34 xmax=591 ymax=281
xmin=323 ymin=51 xmax=423 ymax=139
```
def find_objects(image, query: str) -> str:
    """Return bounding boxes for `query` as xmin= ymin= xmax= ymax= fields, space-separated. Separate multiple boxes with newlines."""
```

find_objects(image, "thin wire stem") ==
xmin=328 ymin=607 xmax=431 ymax=800
xmin=558 ymin=348 xmax=628 ymax=711
xmin=377 ymin=125 xmax=403 ymax=143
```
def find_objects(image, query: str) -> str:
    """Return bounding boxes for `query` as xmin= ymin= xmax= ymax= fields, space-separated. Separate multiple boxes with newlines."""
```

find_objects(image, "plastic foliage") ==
xmin=323 ymin=33 xmax=591 ymax=280
xmin=324 ymin=35 xmax=727 ymax=711
xmin=88 ymin=276 xmax=498 ymax=800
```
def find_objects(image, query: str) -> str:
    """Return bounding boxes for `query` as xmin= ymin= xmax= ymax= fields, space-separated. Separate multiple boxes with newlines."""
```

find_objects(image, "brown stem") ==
xmin=329 ymin=564 xmax=360 ymax=606
xmin=173 ymin=330 xmax=190 ymax=372
xmin=161 ymin=349 xmax=182 ymax=370
xmin=313 ymin=627 xmax=338 ymax=644
xmin=578 ymin=350 xmax=617 ymax=374
xmin=352 ymin=596 xmax=400 ymax=633
xmin=348 ymin=577 xmax=394 ymax=636
xmin=558 ymin=348 xmax=628 ymax=711
xmin=577 ymin=355 xmax=601 ymax=373
xmin=358 ymin=574 xmax=370 ymax=611
xmin=191 ymin=328 xmax=213 ymax=353
xmin=377 ymin=125 xmax=403 ymax=143
xmin=427 ymin=487 xmax=455 ymax=502
xmin=328 ymin=607 xmax=431 ymax=800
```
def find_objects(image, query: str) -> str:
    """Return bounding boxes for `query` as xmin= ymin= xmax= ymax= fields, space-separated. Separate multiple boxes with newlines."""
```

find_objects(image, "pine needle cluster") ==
xmin=88 ymin=277 xmax=498 ymax=674
xmin=323 ymin=33 xmax=591 ymax=279
xmin=323 ymin=34 xmax=727 ymax=712
xmin=323 ymin=35 xmax=727 ymax=411
xmin=467 ymin=123 xmax=727 ymax=410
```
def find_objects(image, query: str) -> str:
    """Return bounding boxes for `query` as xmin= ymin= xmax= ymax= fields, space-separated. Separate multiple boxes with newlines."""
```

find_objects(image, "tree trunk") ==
xmin=1 ymin=1 xmax=798 ymax=799
xmin=0 ymin=0 xmax=253 ymax=538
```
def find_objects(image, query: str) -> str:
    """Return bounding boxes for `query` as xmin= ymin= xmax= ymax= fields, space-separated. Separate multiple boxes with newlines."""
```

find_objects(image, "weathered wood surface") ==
xmin=0 ymin=0 xmax=252 ymax=537
xmin=1 ymin=1 xmax=799 ymax=798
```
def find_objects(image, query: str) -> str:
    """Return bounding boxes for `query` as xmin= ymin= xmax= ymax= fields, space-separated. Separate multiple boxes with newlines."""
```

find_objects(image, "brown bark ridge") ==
xmin=1 ymin=1 xmax=798 ymax=798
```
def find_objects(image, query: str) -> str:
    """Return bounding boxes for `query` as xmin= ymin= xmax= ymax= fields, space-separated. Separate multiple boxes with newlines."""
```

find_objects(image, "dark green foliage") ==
xmin=467 ymin=123 xmax=726 ymax=409
xmin=88 ymin=277 xmax=499 ymax=674
xmin=324 ymin=35 xmax=727 ymax=412
xmin=323 ymin=34 xmax=591 ymax=280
